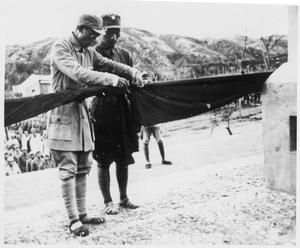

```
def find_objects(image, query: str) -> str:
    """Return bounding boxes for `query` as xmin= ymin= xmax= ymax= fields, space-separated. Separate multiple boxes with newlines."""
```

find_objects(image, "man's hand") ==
xmin=116 ymin=77 xmax=130 ymax=92
xmin=131 ymin=71 xmax=144 ymax=87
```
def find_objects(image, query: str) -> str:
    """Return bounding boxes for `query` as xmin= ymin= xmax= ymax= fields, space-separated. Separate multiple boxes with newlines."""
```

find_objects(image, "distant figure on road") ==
xmin=140 ymin=72 xmax=172 ymax=169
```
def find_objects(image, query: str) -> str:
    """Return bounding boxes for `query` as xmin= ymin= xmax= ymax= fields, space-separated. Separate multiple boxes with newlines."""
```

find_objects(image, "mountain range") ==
xmin=5 ymin=27 xmax=287 ymax=91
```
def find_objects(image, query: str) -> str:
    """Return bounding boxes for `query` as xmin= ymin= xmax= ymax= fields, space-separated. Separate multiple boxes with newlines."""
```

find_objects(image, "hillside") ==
xmin=4 ymin=28 xmax=287 ymax=91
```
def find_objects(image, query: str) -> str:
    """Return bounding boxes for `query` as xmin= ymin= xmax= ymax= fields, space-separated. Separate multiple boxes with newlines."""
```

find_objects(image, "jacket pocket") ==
xmin=48 ymin=115 xmax=72 ymax=141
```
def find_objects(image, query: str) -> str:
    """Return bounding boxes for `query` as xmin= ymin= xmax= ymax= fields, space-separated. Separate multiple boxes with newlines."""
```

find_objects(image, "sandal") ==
xmin=69 ymin=221 xmax=89 ymax=237
xmin=104 ymin=202 xmax=119 ymax=215
xmin=145 ymin=163 xmax=152 ymax=169
xmin=79 ymin=213 xmax=105 ymax=224
xmin=119 ymin=198 xmax=139 ymax=209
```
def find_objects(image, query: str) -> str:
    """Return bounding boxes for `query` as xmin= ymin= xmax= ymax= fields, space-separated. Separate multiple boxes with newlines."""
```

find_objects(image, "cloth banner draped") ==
xmin=5 ymin=87 xmax=124 ymax=127
xmin=5 ymin=72 xmax=272 ymax=127
xmin=132 ymin=72 xmax=271 ymax=126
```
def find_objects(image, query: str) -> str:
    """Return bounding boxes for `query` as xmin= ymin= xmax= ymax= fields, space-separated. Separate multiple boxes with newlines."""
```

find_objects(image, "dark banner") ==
xmin=5 ymin=72 xmax=272 ymax=127
xmin=132 ymin=72 xmax=271 ymax=126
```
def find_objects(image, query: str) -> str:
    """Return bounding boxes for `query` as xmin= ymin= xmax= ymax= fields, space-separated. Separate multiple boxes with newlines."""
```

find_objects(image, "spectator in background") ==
xmin=15 ymin=127 xmax=23 ymax=148
xmin=41 ymin=131 xmax=50 ymax=157
xmin=140 ymin=72 xmax=172 ymax=169
xmin=22 ymin=119 xmax=32 ymax=133
xmin=32 ymin=117 xmax=41 ymax=134
xmin=39 ymin=115 xmax=47 ymax=134
xmin=6 ymin=146 xmax=14 ymax=160
xmin=6 ymin=133 xmax=19 ymax=150
xmin=39 ymin=154 xmax=55 ymax=170
xmin=21 ymin=130 xmax=30 ymax=152
xmin=4 ymin=151 xmax=9 ymax=168
xmin=18 ymin=148 xmax=29 ymax=173
xmin=26 ymin=152 xmax=35 ymax=172
xmin=5 ymin=156 xmax=21 ymax=176
xmin=31 ymin=150 xmax=43 ymax=172
xmin=10 ymin=122 xmax=21 ymax=132
xmin=27 ymin=128 xmax=43 ymax=155
xmin=13 ymin=145 xmax=22 ymax=163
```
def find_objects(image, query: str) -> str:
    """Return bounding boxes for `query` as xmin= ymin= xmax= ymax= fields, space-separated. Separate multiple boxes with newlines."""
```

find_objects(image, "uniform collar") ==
xmin=97 ymin=42 xmax=117 ymax=56
xmin=70 ymin=32 xmax=86 ymax=53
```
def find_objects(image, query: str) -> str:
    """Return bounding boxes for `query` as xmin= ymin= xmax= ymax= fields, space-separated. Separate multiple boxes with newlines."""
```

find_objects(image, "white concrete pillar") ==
xmin=262 ymin=6 xmax=298 ymax=194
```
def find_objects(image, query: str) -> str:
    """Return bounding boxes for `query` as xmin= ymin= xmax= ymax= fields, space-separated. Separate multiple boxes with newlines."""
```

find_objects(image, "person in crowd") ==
xmin=41 ymin=131 xmax=50 ymax=157
xmin=26 ymin=152 xmax=35 ymax=172
xmin=47 ymin=14 xmax=143 ymax=237
xmin=31 ymin=150 xmax=43 ymax=172
xmin=10 ymin=122 xmax=21 ymax=132
xmin=32 ymin=117 xmax=41 ymax=134
xmin=22 ymin=118 xmax=32 ymax=133
xmin=140 ymin=72 xmax=172 ymax=169
xmin=39 ymin=115 xmax=47 ymax=134
xmin=6 ymin=144 xmax=15 ymax=162
xmin=13 ymin=145 xmax=22 ymax=164
xmin=15 ymin=127 xmax=23 ymax=148
xmin=21 ymin=130 xmax=30 ymax=152
xmin=5 ymin=156 xmax=21 ymax=176
xmin=18 ymin=148 xmax=29 ymax=173
xmin=6 ymin=133 xmax=19 ymax=150
xmin=90 ymin=13 xmax=141 ymax=215
xmin=5 ymin=144 xmax=18 ymax=164
xmin=39 ymin=154 xmax=55 ymax=170
xmin=4 ymin=151 xmax=9 ymax=168
xmin=27 ymin=128 xmax=44 ymax=155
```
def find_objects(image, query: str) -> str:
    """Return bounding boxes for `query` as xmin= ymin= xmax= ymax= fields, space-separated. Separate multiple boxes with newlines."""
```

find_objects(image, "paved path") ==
xmin=2 ymin=118 xmax=297 ymax=245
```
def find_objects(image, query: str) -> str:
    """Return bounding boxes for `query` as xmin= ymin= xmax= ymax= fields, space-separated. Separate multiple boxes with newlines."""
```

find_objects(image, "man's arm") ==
xmin=92 ymin=50 xmax=143 ymax=87
xmin=51 ymin=40 xmax=120 ymax=87
xmin=51 ymin=40 xmax=142 ymax=88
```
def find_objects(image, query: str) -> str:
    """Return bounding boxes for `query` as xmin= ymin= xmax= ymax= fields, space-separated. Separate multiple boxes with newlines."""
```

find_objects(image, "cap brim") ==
xmin=91 ymin=28 xmax=105 ymax=34
xmin=103 ymin=25 xmax=121 ymax=29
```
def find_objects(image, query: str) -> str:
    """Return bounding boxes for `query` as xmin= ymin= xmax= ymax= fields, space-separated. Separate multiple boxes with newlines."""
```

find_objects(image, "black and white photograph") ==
xmin=1 ymin=0 xmax=298 ymax=245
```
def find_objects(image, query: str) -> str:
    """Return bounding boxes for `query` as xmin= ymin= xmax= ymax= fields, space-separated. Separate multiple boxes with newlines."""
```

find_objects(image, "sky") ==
xmin=0 ymin=0 xmax=297 ymax=46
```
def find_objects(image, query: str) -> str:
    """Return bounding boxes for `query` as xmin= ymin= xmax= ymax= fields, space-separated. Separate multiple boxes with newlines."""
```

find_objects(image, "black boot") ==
xmin=143 ymin=143 xmax=152 ymax=169
xmin=158 ymin=141 xmax=172 ymax=165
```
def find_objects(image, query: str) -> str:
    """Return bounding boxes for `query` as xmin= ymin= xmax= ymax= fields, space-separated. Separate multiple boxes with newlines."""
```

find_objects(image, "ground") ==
xmin=2 ymin=106 xmax=297 ymax=245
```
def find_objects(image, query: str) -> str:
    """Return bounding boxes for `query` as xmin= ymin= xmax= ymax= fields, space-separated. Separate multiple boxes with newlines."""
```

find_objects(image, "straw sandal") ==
xmin=79 ymin=213 xmax=105 ymax=224
xmin=69 ymin=221 xmax=89 ymax=237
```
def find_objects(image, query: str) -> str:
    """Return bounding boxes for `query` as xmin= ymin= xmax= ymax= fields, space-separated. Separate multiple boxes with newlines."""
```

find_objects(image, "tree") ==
xmin=209 ymin=102 xmax=238 ymax=138
xmin=260 ymin=35 xmax=284 ymax=70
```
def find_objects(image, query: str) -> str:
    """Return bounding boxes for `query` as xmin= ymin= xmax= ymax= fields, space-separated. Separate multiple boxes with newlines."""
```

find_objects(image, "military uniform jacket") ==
xmin=47 ymin=33 xmax=138 ymax=151
xmin=90 ymin=44 xmax=141 ymax=161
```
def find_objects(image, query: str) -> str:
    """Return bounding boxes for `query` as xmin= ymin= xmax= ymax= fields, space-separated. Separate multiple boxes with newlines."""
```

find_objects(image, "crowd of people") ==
xmin=4 ymin=115 xmax=55 ymax=176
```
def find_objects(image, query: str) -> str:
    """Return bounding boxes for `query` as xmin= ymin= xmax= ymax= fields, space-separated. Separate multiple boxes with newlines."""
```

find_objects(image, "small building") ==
xmin=13 ymin=74 xmax=52 ymax=97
